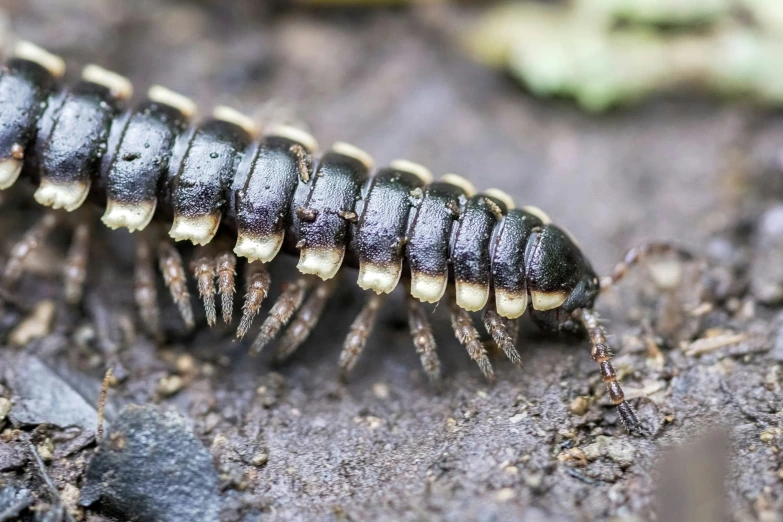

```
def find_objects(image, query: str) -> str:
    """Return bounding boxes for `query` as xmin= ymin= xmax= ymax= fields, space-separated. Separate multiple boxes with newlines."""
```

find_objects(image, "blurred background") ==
xmin=1 ymin=1 xmax=782 ymax=521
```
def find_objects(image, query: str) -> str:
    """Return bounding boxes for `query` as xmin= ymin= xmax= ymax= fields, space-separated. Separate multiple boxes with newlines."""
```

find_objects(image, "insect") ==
xmin=0 ymin=41 xmax=681 ymax=436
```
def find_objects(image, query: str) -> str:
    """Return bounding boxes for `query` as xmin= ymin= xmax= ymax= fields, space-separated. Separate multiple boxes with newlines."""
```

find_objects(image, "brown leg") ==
xmin=190 ymin=248 xmax=217 ymax=327
xmin=158 ymin=241 xmax=194 ymax=329
xmin=216 ymin=251 xmax=236 ymax=325
xmin=134 ymin=235 xmax=161 ymax=337
xmin=601 ymin=242 xmax=693 ymax=291
xmin=483 ymin=306 xmax=523 ymax=367
xmin=3 ymin=212 xmax=59 ymax=285
xmin=236 ymin=262 xmax=271 ymax=340
xmin=250 ymin=277 xmax=312 ymax=354
xmin=63 ymin=217 xmax=91 ymax=305
xmin=449 ymin=290 xmax=495 ymax=383
xmin=407 ymin=295 xmax=441 ymax=386
xmin=275 ymin=280 xmax=334 ymax=361
xmin=339 ymin=293 xmax=384 ymax=376
xmin=577 ymin=308 xmax=643 ymax=436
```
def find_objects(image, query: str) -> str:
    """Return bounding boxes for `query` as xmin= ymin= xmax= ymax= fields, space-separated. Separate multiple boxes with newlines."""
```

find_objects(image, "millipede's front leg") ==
xmin=190 ymin=247 xmax=217 ymax=326
xmin=577 ymin=309 xmax=643 ymax=436
xmin=406 ymin=295 xmax=441 ymax=386
xmin=3 ymin=211 xmax=59 ymax=286
xmin=601 ymin=242 xmax=693 ymax=291
xmin=63 ymin=215 xmax=91 ymax=305
xmin=339 ymin=293 xmax=384 ymax=377
xmin=250 ymin=277 xmax=312 ymax=354
xmin=275 ymin=280 xmax=334 ymax=361
xmin=236 ymin=262 xmax=271 ymax=340
xmin=483 ymin=306 xmax=522 ymax=367
xmin=158 ymin=240 xmax=194 ymax=329
xmin=449 ymin=290 xmax=495 ymax=383
xmin=134 ymin=234 xmax=161 ymax=337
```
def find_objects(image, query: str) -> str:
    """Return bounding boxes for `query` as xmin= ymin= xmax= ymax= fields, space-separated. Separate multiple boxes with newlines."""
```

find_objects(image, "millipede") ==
xmin=0 ymin=41 xmax=687 ymax=436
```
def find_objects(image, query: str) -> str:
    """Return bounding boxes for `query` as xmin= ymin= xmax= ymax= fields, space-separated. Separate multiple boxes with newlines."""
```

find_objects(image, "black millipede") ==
xmin=0 ymin=41 xmax=688 ymax=436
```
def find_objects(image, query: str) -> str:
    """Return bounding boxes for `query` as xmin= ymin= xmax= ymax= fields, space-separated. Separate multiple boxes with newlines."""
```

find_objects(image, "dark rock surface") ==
xmin=81 ymin=404 xmax=220 ymax=522
xmin=0 ymin=1 xmax=781 ymax=521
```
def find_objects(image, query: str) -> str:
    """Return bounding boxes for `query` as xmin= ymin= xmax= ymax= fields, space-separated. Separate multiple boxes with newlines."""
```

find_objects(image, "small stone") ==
xmin=523 ymin=470 xmax=543 ymax=488
xmin=157 ymin=375 xmax=184 ymax=397
xmin=495 ymin=488 xmax=516 ymax=502
xmin=251 ymin=453 xmax=268 ymax=467
xmin=176 ymin=354 xmax=196 ymax=375
xmin=60 ymin=483 xmax=82 ymax=519
xmin=9 ymin=300 xmax=55 ymax=346
xmin=760 ymin=428 xmax=782 ymax=442
xmin=509 ymin=412 xmax=528 ymax=424
xmin=504 ymin=465 xmax=519 ymax=475
xmin=0 ymin=398 xmax=11 ymax=424
xmin=37 ymin=438 xmax=54 ymax=461
xmin=557 ymin=448 xmax=587 ymax=466
xmin=605 ymin=439 xmax=635 ymax=468
xmin=372 ymin=382 xmax=389 ymax=400
xmin=570 ymin=396 xmax=589 ymax=416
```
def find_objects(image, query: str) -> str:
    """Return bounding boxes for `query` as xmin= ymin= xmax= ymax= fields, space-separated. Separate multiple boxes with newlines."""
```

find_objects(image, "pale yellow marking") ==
xmin=440 ymin=173 xmax=476 ymax=196
xmin=101 ymin=200 xmax=156 ymax=232
xmin=14 ymin=41 xmax=65 ymax=78
xmin=267 ymin=124 xmax=319 ymax=152
xmin=34 ymin=179 xmax=90 ymax=212
xmin=213 ymin=105 xmax=258 ymax=136
xmin=82 ymin=64 xmax=133 ymax=100
xmin=495 ymin=289 xmax=528 ymax=319
xmin=357 ymin=261 xmax=402 ymax=294
xmin=147 ymin=85 xmax=197 ymax=118
xmin=0 ymin=158 xmax=22 ymax=190
xmin=410 ymin=272 xmax=447 ymax=303
xmin=169 ymin=214 xmax=221 ymax=246
xmin=530 ymin=290 xmax=568 ymax=311
xmin=390 ymin=159 xmax=433 ymax=185
xmin=484 ymin=188 xmax=515 ymax=210
xmin=234 ymin=232 xmax=284 ymax=263
xmin=522 ymin=206 xmax=552 ymax=225
xmin=297 ymin=247 xmax=344 ymax=280
xmin=455 ymin=280 xmax=489 ymax=312
xmin=332 ymin=142 xmax=374 ymax=170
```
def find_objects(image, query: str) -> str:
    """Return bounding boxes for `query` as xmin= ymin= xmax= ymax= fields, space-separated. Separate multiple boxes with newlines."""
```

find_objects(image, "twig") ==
xmin=97 ymin=366 xmax=114 ymax=441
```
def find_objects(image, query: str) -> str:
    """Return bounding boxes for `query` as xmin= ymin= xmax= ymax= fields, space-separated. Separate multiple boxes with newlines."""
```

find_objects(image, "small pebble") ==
xmin=495 ymin=488 xmax=516 ymax=502
xmin=157 ymin=375 xmax=184 ymax=397
xmin=0 ymin=398 xmax=11 ymax=424
xmin=570 ymin=396 xmax=589 ymax=416
xmin=9 ymin=300 xmax=55 ymax=346
xmin=372 ymin=382 xmax=389 ymax=400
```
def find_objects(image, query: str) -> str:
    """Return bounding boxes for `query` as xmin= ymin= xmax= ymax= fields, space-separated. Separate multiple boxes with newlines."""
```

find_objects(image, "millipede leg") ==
xmin=250 ymin=277 xmax=312 ymax=354
xmin=134 ymin=235 xmax=161 ymax=337
xmin=577 ymin=308 xmax=643 ymax=436
xmin=190 ymin=248 xmax=217 ymax=327
xmin=601 ymin=242 xmax=693 ymax=290
xmin=158 ymin=241 xmax=194 ymax=329
xmin=275 ymin=280 xmax=334 ymax=361
xmin=236 ymin=262 xmax=271 ymax=340
xmin=216 ymin=251 xmax=236 ymax=324
xmin=339 ymin=293 xmax=384 ymax=377
xmin=449 ymin=290 xmax=495 ymax=383
xmin=407 ymin=295 xmax=441 ymax=386
xmin=483 ymin=306 xmax=523 ymax=367
xmin=63 ymin=217 xmax=91 ymax=305
xmin=3 ymin=212 xmax=59 ymax=286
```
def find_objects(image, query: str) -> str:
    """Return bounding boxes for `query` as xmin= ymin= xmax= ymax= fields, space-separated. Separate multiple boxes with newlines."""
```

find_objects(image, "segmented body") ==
xmin=0 ymin=42 xmax=641 ymax=434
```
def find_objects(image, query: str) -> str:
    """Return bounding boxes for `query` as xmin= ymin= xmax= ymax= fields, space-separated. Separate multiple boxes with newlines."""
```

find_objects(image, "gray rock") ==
xmin=7 ymin=355 xmax=99 ymax=432
xmin=81 ymin=404 xmax=220 ymax=522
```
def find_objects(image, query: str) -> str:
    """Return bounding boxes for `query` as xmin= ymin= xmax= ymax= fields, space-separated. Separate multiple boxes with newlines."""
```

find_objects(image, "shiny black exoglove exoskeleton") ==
xmin=0 ymin=41 xmax=650 ymax=435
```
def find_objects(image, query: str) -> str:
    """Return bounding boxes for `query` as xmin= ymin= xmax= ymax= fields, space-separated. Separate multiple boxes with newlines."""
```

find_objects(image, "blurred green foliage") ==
xmin=466 ymin=0 xmax=783 ymax=111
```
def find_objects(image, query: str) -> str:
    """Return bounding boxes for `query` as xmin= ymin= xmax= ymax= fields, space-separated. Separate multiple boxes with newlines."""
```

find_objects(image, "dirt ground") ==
xmin=1 ymin=1 xmax=782 ymax=521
